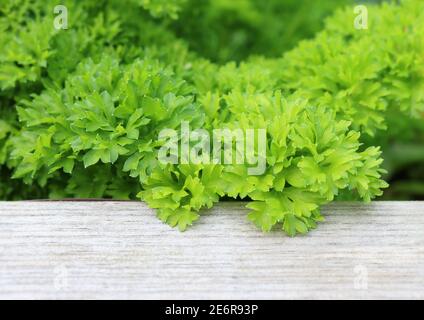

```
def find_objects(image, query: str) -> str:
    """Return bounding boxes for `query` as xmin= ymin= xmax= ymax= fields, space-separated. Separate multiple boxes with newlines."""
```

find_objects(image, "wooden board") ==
xmin=0 ymin=201 xmax=423 ymax=299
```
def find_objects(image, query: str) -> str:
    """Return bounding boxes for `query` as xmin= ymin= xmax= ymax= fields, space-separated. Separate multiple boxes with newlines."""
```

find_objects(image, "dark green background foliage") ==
xmin=0 ymin=0 xmax=423 ymax=234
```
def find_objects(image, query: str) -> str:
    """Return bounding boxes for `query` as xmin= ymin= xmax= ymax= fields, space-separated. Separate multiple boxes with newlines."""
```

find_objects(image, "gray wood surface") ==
xmin=0 ymin=201 xmax=423 ymax=300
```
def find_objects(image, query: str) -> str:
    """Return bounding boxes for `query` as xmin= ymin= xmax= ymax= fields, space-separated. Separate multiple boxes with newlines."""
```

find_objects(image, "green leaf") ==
xmin=83 ymin=150 xmax=102 ymax=168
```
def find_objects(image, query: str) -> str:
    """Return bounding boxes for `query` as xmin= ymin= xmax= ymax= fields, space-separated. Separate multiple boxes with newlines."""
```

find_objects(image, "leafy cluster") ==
xmin=1 ymin=0 xmax=422 ymax=235
xmin=279 ymin=0 xmax=424 ymax=197
xmin=280 ymin=1 xmax=424 ymax=136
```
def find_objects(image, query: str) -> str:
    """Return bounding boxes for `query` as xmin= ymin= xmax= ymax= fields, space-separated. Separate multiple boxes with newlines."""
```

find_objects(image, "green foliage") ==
xmin=11 ymin=55 xmax=202 ymax=186
xmin=138 ymin=93 xmax=388 ymax=235
xmin=279 ymin=0 xmax=424 ymax=136
xmin=278 ymin=0 xmax=424 ymax=197
xmin=0 ymin=0 xmax=422 ymax=235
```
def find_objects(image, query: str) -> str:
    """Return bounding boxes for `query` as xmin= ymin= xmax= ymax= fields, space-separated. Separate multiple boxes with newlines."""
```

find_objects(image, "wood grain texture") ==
xmin=0 ymin=201 xmax=423 ymax=300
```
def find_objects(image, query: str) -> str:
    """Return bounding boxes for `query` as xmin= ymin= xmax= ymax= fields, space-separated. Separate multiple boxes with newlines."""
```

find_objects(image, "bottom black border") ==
xmin=0 ymin=300 xmax=422 ymax=318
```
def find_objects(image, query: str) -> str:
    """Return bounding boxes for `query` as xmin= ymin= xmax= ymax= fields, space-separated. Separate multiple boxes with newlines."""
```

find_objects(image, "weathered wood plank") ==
xmin=0 ymin=201 xmax=423 ymax=299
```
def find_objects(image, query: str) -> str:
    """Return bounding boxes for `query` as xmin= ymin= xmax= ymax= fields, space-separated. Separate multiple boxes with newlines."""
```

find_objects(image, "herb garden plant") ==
xmin=0 ymin=0 xmax=423 ymax=235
